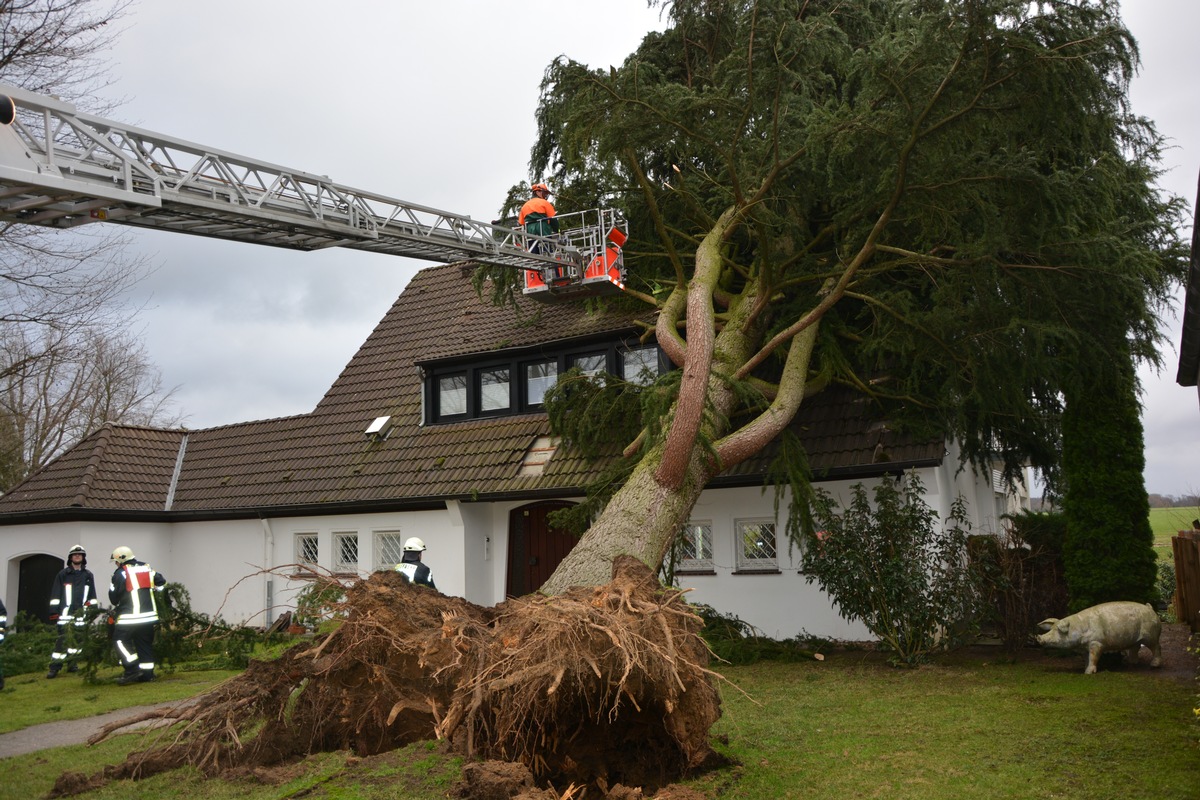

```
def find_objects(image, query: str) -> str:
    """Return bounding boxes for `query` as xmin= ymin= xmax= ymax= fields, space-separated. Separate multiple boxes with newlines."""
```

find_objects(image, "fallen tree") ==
xmin=58 ymin=557 xmax=722 ymax=797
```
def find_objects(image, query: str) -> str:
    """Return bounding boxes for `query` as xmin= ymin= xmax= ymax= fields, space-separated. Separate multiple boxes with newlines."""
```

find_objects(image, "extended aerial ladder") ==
xmin=0 ymin=84 xmax=627 ymax=301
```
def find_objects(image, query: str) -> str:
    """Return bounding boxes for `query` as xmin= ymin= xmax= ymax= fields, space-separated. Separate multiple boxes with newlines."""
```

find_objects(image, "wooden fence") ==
xmin=1173 ymin=530 xmax=1200 ymax=633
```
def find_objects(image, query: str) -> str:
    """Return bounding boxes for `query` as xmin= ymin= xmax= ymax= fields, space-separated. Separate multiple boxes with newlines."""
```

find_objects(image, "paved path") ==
xmin=0 ymin=701 xmax=186 ymax=759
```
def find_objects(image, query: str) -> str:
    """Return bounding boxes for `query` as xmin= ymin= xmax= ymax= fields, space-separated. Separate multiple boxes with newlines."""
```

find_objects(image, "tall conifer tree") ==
xmin=483 ymin=0 xmax=1187 ymax=593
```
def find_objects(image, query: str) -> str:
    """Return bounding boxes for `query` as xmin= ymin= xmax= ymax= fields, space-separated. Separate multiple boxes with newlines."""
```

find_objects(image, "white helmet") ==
xmin=403 ymin=537 xmax=426 ymax=552
xmin=111 ymin=546 xmax=135 ymax=565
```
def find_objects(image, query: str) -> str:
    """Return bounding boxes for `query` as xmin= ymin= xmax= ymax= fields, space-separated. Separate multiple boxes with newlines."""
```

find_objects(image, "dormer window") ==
xmin=525 ymin=361 xmax=558 ymax=405
xmin=479 ymin=367 xmax=512 ymax=414
xmin=437 ymin=372 xmax=468 ymax=418
xmin=569 ymin=352 xmax=607 ymax=376
xmin=622 ymin=345 xmax=659 ymax=386
xmin=422 ymin=338 xmax=664 ymax=424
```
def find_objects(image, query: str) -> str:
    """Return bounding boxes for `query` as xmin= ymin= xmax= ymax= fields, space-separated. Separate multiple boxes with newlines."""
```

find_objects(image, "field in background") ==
xmin=1151 ymin=506 xmax=1199 ymax=563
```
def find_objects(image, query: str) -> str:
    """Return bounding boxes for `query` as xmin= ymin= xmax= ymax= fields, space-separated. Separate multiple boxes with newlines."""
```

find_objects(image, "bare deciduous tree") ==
xmin=0 ymin=0 xmax=142 ymax=342
xmin=0 ymin=0 xmax=181 ymax=490
xmin=0 ymin=325 xmax=181 ymax=488
xmin=0 ymin=0 xmax=130 ymax=102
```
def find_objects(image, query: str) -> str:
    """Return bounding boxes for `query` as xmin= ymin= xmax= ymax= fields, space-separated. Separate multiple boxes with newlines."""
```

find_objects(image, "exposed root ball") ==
xmin=87 ymin=556 xmax=720 ymax=793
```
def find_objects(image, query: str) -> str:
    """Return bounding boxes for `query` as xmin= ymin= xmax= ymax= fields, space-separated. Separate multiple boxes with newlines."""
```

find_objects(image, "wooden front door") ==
xmin=506 ymin=501 xmax=577 ymax=597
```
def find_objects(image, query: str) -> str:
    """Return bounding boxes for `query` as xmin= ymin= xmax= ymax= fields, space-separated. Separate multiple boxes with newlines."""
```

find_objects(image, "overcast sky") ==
xmin=86 ymin=1 xmax=1197 ymax=497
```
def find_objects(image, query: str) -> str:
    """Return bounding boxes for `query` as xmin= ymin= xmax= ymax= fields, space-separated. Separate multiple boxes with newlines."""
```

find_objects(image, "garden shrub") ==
xmin=691 ymin=604 xmax=826 ymax=665
xmin=973 ymin=510 xmax=1070 ymax=651
xmin=1061 ymin=369 xmax=1158 ymax=611
xmin=0 ymin=611 xmax=59 ymax=676
xmin=1155 ymin=561 xmax=1176 ymax=616
xmin=1 ymin=582 xmax=321 ymax=681
xmin=800 ymin=472 xmax=986 ymax=666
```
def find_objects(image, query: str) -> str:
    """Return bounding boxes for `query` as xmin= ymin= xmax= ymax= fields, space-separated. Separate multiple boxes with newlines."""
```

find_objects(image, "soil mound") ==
xmin=70 ymin=556 xmax=720 ymax=796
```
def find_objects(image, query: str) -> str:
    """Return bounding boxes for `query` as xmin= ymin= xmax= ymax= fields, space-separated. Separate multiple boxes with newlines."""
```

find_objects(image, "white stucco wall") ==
xmin=667 ymin=461 xmax=1018 ymax=641
xmin=1 ymin=520 xmax=174 ymax=615
xmin=258 ymin=508 xmax=467 ymax=623
xmin=0 ymin=454 xmax=1023 ymax=641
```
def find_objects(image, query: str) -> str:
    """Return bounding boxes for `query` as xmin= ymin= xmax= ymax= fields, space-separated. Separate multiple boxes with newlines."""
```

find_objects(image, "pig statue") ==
xmin=1036 ymin=601 xmax=1162 ymax=674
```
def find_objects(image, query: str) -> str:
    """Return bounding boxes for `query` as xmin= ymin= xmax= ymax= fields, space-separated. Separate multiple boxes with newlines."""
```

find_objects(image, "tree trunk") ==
xmin=539 ymin=244 xmax=822 ymax=595
xmin=538 ymin=442 xmax=712 ymax=594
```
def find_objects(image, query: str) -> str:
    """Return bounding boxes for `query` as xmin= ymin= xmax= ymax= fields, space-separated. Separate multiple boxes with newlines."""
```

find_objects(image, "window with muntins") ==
xmin=375 ymin=531 xmax=405 ymax=571
xmin=333 ymin=532 xmax=359 ymax=573
xmin=675 ymin=521 xmax=714 ymax=572
xmin=296 ymin=533 xmax=319 ymax=566
xmin=735 ymin=519 xmax=778 ymax=571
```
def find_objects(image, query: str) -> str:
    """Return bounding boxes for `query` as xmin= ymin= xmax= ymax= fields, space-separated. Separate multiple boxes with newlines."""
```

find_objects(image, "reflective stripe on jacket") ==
xmin=109 ymin=560 xmax=166 ymax=625
xmin=395 ymin=559 xmax=436 ymax=589
xmin=49 ymin=566 xmax=98 ymax=621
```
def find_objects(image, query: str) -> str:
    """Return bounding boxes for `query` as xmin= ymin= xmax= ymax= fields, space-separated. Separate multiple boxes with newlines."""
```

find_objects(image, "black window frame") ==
xmin=423 ymin=338 xmax=665 ymax=424
xmin=476 ymin=364 xmax=513 ymax=417
xmin=435 ymin=369 xmax=469 ymax=421
xmin=521 ymin=358 xmax=558 ymax=410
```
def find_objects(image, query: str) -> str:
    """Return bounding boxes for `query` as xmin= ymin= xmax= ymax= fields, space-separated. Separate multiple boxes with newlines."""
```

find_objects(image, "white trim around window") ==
xmin=332 ymin=531 xmax=359 ymax=573
xmin=735 ymin=518 xmax=779 ymax=572
xmin=675 ymin=521 xmax=714 ymax=573
xmin=295 ymin=532 xmax=319 ymax=566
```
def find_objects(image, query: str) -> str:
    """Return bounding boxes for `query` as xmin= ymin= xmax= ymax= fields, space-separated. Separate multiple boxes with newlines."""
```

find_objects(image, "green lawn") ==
xmin=0 ymin=650 xmax=1195 ymax=800
xmin=1151 ymin=506 xmax=1199 ymax=563
xmin=0 ymin=667 xmax=241 ymax=735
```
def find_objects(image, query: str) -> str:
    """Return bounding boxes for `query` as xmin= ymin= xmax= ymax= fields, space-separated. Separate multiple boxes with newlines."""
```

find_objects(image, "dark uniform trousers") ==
xmin=114 ymin=623 xmax=157 ymax=677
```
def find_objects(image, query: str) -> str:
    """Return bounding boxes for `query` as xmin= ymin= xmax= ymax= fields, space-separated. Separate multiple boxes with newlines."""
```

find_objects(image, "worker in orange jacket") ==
xmin=518 ymin=183 xmax=558 ymax=254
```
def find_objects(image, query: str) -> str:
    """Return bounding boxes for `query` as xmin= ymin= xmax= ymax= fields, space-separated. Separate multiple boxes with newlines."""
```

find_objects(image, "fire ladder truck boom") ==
xmin=0 ymin=85 xmax=627 ymax=299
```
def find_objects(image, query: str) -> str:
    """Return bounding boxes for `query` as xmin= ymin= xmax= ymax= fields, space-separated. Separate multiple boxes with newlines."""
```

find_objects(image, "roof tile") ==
xmin=0 ymin=264 xmax=943 ymax=518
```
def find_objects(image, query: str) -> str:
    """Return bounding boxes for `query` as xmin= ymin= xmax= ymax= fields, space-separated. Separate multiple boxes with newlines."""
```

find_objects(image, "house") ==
xmin=0 ymin=263 xmax=1028 ymax=641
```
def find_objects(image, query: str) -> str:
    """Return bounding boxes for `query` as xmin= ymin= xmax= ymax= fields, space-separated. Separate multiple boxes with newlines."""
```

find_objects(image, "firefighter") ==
xmin=108 ymin=546 xmax=166 ymax=685
xmin=0 ymin=596 xmax=7 ymax=691
xmin=394 ymin=537 xmax=436 ymax=589
xmin=518 ymin=183 xmax=558 ymax=254
xmin=46 ymin=544 xmax=99 ymax=678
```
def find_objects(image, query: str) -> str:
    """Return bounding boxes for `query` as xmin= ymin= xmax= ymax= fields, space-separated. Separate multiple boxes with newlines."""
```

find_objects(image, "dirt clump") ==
xmin=454 ymin=760 xmax=537 ymax=799
xmin=47 ymin=771 xmax=100 ymax=798
xmin=75 ymin=556 xmax=721 ymax=796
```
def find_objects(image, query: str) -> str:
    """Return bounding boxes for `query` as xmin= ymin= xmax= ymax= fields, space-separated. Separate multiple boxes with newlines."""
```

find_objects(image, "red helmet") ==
xmin=531 ymin=183 xmax=551 ymax=195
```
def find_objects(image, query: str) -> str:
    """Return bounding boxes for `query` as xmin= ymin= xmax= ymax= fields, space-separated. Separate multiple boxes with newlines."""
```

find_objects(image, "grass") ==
xmin=0 ymin=667 xmax=240 ymax=735
xmin=0 ymin=649 xmax=1195 ymax=800
xmin=1151 ymin=507 xmax=1199 ymax=563
xmin=702 ymin=654 xmax=1198 ymax=800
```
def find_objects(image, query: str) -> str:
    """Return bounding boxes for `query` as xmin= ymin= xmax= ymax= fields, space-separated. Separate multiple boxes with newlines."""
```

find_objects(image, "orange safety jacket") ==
xmin=518 ymin=197 xmax=556 ymax=226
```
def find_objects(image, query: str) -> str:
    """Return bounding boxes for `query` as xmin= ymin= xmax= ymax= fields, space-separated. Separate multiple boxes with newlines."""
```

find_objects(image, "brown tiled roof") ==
xmin=722 ymin=390 xmax=944 ymax=483
xmin=0 ymin=263 xmax=944 ymax=520
xmin=0 ymin=424 xmax=185 ymax=512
